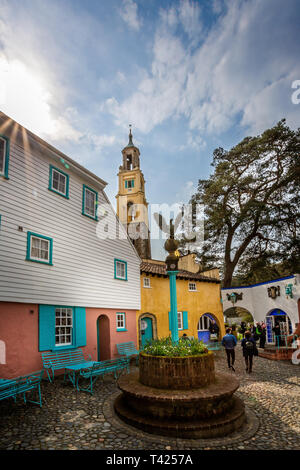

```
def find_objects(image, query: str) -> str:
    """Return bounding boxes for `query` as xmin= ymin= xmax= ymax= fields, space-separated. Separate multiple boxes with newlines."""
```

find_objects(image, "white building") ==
xmin=0 ymin=111 xmax=141 ymax=378
xmin=221 ymin=274 xmax=300 ymax=345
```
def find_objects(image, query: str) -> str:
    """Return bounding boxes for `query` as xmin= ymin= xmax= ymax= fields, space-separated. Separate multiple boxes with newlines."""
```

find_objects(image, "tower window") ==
xmin=126 ymin=155 xmax=133 ymax=170
xmin=125 ymin=179 xmax=135 ymax=189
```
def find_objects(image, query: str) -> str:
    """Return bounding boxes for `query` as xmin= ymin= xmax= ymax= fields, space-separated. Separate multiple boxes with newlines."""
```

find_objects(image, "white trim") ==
xmin=51 ymin=168 xmax=67 ymax=196
xmin=177 ymin=311 xmax=183 ymax=330
xmin=30 ymin=235 xmax=50 ymax=263
xmin=188 ymin=282 xmax=197 ymax=291
xmin=143 ymin=277 xmax=151 ymax=288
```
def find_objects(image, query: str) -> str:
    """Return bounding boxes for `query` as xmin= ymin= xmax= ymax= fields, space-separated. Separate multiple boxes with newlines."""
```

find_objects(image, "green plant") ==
xmin=142 ymin=336 xmax=208 ymax=357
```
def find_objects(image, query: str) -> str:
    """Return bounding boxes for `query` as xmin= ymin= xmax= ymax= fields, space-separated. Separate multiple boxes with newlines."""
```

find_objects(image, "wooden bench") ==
xmin=117 ymin=342 xmax=139 ymax=365
xmin=0 ymin=370 xmax=44 ymax=407
xmin=77 ymin=357 xmax=130 ymax=394
xmin=41 ymin=349 xmax=92 ymax=382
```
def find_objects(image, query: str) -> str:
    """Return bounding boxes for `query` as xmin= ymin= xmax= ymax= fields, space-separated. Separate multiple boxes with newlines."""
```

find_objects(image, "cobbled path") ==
xmin=0 ymin=348 xmax=299 ymax=450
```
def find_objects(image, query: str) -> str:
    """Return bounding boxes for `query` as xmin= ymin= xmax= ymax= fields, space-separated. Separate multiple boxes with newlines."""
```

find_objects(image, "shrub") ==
xmin=142 ymin=336 xmax=208 ymax=357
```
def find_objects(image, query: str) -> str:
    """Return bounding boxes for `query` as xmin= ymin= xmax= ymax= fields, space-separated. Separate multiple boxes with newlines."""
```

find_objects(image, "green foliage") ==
xmin=142 ymin=336 xmax=208 ymax=357
xmin=186 ymin=120 xmax=300 ymax=286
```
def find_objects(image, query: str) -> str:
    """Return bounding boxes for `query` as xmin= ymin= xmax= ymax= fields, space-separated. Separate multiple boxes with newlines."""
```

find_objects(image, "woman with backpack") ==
xmin=241 ymin=330 xmax=257 ymax=373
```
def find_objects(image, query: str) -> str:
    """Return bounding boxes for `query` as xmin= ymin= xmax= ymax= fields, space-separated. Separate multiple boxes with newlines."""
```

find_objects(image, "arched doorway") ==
xmin=138 ymin=313 xmax=157 ymax=349
xmin=265 ymin=309 xmax=293 ymax=346
xmin=97 ymin=315 xmax=111 ymax=361
xmin=223 ymin=307 xmax=254 ymax=326
xmin=197 ymin=313 xmax=220 ymax=344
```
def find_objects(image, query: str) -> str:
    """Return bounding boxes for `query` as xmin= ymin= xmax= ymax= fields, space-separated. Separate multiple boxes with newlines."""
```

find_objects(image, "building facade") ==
xmin=0 ymin=112 xmax=141 ymax=379
xmin=137 ymin=257 xmax=225 ymax=349
xmin=221 ymin=275 xmax=300 ymax=346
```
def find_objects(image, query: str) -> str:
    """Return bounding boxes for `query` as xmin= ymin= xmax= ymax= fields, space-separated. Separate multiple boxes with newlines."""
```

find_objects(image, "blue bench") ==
xmin=77 ymin=357 xmax=130 ymax=394
xmin=41 ymin=349 xmax=92 ymax=382
xmin=117 ymin=342 xmax=139 ymax=365
xmin=0 ymin=370 xmax=44 ymax=407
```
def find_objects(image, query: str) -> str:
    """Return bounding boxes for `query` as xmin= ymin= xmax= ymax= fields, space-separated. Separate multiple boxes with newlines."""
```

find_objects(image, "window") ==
xmin=143 ymin=277 xmax=151 ymax=288
xmin=177 ymin=311 xmax=183 ymax=330
xmin=39 ymin=305 xmax=86 ymax=352
xmin=49 ymin=165 xmax=69 ymax=198
xmin=189 ymin=282 xmax=196 ymax=291
xmin=114 ymin=259 xmax=127 ymax=281
xmin=116 ymin=313 xmax=126 ymax=331
xmin=55 ymin=308 xmax=73 ymax=346
xmin=0 ymin=135 xmax=9 ymax=179
xmin=26 ymin=232 xmax=53 ymax=265
xmin=82 ymin=185 xmax=98 ymax=220
xmin=125 ymin=179 xmax=135 ymax=189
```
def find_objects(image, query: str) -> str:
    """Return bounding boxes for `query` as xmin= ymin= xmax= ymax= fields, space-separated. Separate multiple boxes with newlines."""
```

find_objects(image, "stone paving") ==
xmin=0 ymin=348 xmax=299 ymax=450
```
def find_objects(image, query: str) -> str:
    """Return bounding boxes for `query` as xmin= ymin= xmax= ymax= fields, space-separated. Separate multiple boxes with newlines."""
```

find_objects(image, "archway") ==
xmin=223 ymin=307 xmax=254 ymax=327
xmin=197 ymin=313 xmax=220 ymax=344
xmin=138 ymin=313 xmax=157 ymax=349
xmin=265 ymin=309 xmax=293 ymax=346
xmin=97 ymin=315 xmax=111 ymax=361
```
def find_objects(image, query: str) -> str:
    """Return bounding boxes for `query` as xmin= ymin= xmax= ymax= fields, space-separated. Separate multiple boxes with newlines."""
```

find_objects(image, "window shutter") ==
xmin=74 ymin=307 xmax=87 ymax=347
xmin=168 ymin=311 xmax=172 ymax=331
xmin=183 ymin=311 xmax=188 ymax=330
xmin=125 ymin=180 xmax=128 ymax=188
xmin=39 ymin=305 xmax=55 ymax=351
xmin=131 ymin=179 xmax=134 ymax=187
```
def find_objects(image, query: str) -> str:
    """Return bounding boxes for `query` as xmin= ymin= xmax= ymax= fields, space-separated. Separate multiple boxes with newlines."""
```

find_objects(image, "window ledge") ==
xmin=52 ymin=345 xmax=75 ymax=352
xmin=48 ymin=187 xmax=69 ymax=199
xmin=26 ymin=257 xmax=53 ymax=266
xmin=116 ymin=329 xmax=128 ymax=332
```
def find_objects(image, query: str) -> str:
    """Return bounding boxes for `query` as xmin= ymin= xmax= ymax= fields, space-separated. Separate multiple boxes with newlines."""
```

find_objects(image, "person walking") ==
xmin=259 ymin=322 xmax=266 ymax=349
xmin=273 ymin=322 xmax=281 ymax=348
xmin=222 ymin=328 xmax=237 ymax=372
xmin=241 ymin=331 xmax=257 ymax=373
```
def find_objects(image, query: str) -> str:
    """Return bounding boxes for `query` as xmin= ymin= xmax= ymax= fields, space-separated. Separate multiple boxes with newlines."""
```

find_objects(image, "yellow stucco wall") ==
xmin=137 ymin=273 xmax=225 ymax=344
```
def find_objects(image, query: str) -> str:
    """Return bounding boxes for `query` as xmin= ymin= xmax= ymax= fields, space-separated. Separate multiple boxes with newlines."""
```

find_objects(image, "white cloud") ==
xmin=120 ymin=0 xmax=141 ymax=31
xmin=105 ymin=0 xmax=300 ymax=141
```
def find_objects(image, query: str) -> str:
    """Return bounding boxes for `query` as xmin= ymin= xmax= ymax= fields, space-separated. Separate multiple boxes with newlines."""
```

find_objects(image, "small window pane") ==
xmin=116 ymin=261 xmax=126 ymax=279
xmin=30 ymin=236 xmax=50 ymax=262
xmin=85 ymin=188 xmax=96 ymax=217
xmin=52 ymin=169 xmax=67 ymax=195
xmin=55 ymin=308 xmax=73 ymax=346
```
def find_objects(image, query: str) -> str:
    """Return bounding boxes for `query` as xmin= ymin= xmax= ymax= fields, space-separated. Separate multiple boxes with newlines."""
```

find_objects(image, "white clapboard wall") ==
xmin=0 ymin=115 xmax=141 ymax=310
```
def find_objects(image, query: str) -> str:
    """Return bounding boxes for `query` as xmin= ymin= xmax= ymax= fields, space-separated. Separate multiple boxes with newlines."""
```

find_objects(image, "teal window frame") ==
xmin=82 ymin=184 xmax=98 ymax=221
xmin=114 ymin=258 xmax=128 ymax=281
xmin=39 ymin=305 xmax=86 ymax=352
xmin=116 ymin=312 xmax=127 ymax=331
xmin=0 ymin=134 xmax=10 ymax=180
xmin=125 ymin=179 xmax=134 ymax=189
xmin=26 ymin=232 xmax=53 ymax=266
xmin=48 ymin=165 xmax=69 ymax=199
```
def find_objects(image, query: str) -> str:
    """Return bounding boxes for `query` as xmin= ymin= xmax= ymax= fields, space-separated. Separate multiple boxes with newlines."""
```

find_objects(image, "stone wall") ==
xmin=139 ymin=352 xmax=215 ymax=390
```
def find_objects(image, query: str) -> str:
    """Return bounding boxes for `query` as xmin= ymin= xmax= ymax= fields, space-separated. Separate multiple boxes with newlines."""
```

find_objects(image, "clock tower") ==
xmin=116 ymin=127 xmax=151 ymax=259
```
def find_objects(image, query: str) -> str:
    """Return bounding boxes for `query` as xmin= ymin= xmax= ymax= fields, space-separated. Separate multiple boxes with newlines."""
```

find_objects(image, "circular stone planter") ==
xmin=139 ymin=352 xmax=215 ymax=390
xmin=114 ymin=352 xmax=246 ymax=439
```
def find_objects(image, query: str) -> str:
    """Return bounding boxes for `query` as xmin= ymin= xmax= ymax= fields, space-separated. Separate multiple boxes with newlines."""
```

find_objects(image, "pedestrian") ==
xmin=221 ymin=327 xmax=237 ymax=372
xmin=241 ymin=330 xmax=257 ymax=373
xmin=231 ymin=324 xmax=238 ymax=340
xmin=273 ymin=322 xmax=281 ymax=348
xmin=259 ymin=322 xmax=266 ymax=349
xmin=240 ymin=321 xmax=246 ymax=338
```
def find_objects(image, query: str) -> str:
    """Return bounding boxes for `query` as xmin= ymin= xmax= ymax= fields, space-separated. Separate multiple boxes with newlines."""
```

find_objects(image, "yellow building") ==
xmin=116 ymin=130 xmax=225 ymax=348
xmin=137 ymin=257 xmax=225 ymax=349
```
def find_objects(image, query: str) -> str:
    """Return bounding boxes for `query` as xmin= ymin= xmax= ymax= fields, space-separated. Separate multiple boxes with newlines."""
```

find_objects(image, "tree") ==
xmin=189 ymin=120 xmax=300 ymax=287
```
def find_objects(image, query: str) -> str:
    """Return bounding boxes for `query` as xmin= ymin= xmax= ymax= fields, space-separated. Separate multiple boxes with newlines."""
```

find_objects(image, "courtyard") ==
xmin=0 ymin=350 xmax=299 ymax=451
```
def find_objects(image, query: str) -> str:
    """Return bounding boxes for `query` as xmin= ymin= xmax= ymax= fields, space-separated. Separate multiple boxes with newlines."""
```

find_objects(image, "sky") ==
xmin=0 ymin=0 xmax=299 ymax=259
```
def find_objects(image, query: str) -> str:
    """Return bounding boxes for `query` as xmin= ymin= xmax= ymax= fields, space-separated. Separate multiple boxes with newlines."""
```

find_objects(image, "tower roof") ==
xmin=123 ymin=125 xmax=136 ymax=150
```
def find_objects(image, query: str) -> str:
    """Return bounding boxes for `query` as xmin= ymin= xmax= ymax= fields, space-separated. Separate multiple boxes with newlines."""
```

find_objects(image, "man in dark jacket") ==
xmin=221 ymin=328 xmax=237 ymax=371
xmin=241 ymin=331 xmax=257 ymax=373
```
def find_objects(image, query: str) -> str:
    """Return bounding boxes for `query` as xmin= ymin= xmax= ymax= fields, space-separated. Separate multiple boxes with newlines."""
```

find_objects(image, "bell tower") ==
xmin=116 ymin=127 xmax=151 ymax=259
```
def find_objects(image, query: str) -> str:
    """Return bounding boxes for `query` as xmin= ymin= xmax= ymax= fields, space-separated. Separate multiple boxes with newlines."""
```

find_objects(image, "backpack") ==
xmin=245 ymin=340 xmax=254 ymax=351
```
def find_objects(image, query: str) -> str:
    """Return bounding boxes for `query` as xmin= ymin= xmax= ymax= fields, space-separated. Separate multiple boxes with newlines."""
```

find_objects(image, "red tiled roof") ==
xmin=140 ymin=262 xmax=220 ymax=283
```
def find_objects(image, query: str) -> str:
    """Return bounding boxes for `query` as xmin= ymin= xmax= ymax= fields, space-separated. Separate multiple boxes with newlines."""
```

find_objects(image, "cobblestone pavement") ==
xmin=0 ymin=348 xmax=299 ymax=450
